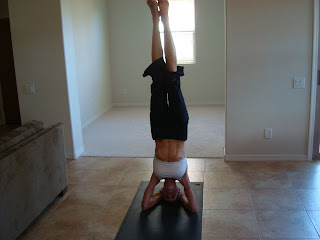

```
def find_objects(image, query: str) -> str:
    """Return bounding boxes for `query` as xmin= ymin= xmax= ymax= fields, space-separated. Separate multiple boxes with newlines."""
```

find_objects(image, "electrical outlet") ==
xmin=264 ymin=128 xmax=272 ymax=139
xmin=122 ymin=88 xmax=127 ymax=95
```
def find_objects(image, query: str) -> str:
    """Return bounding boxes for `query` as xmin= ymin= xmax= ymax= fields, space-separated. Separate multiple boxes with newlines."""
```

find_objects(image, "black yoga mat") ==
xmin=115 ymin=181 xmax=203 ymax=240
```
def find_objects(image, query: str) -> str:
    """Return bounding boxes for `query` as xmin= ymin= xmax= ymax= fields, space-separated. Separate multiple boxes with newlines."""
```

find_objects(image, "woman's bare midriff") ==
xmin=155 ymin=139 xmax=185 ymax=162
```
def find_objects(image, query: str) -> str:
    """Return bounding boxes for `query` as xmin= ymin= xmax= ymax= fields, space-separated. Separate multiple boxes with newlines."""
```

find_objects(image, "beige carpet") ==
xmin=82 ymin=105 xmax=225 ymax=158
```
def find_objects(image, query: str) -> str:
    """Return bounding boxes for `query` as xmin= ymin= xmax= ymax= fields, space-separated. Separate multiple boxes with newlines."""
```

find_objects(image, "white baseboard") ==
xmin=186 ymin=101 xmax=224 ymax=106
xmin=113 ymin=102 xmax=149 ymax=107
xmin=82 ymin=105 xmax=112 ymax=129
xmin=65 ymin=146 xmax=84 ymax=160
xmin=112 ymin=102 xmax=225 ymax=107
xmin=225 ymin=154 xmax=309 ymax=161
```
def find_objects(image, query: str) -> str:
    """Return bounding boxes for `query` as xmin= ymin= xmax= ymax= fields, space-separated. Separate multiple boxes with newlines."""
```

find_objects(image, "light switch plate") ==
xmin=24 ymin=83 xmax=35 ymax=94
xmin=293 ymin=77 xmax=305 ymax=89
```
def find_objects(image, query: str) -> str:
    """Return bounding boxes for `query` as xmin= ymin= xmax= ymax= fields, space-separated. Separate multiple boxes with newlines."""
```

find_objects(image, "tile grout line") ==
xmin=24 ymin=183 xmax=78 ymax=240
xmin=84 ymin=158 xmax=135 ymax=239
xmin=247 ymin=185 xmax=262 ymax=240
xmin=288 ymin=171 xmax=320 ymax=239
xmin=27 ymin=158 xmax=133 ymax=240
xmin=283 ymin=167 xmax=320 ymax=239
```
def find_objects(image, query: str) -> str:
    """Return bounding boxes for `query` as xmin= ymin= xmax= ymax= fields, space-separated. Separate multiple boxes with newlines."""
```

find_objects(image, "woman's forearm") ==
xmin=179 ymin=188 xmax=197 ymax=213
xmin=142 ymin=190 xmax=162 ymax=211
xmin=178 ymin=173 xmax=197 ymax=213
xmin=142 ymin=173 xmax=161 ymax=211
xmin=184 ymin=187 xmax=197 ymax=212
xmin=147 ymin=194 xmax=162 ymax=210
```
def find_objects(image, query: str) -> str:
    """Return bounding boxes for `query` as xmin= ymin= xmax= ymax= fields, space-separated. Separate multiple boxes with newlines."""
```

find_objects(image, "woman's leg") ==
xmin=159 ymin=0 xmax=177 ymax=72
xmin=147 ymin=0 xmax=163 ymax=62
xmin=147 ymin=0 xmax=168 ymax=140
xmin=159 ymin=0 xmax=189 ymax=140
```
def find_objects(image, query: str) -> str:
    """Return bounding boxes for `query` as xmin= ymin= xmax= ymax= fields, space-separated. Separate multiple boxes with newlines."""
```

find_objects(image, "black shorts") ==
xmin=143 ymin=57 xmax=189 ymax=141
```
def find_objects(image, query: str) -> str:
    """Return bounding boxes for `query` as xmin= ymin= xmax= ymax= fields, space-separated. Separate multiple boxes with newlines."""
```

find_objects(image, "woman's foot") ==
xmin=147 ymin=0 xmax=160 ymax=23
xmin=158 ymin=0 xmax=169 ymax=23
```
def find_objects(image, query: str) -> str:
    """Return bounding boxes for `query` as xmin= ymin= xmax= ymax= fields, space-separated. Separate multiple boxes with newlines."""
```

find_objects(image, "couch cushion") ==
xmin=23 ymin=120 xmax=44 ymax=133
xmin=0 ymin=120 xmax=44 ymax=154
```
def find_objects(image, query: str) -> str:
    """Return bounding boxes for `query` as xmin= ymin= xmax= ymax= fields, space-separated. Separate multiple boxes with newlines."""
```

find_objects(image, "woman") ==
xmin=141 ymin=0 xmax=197 ymax=213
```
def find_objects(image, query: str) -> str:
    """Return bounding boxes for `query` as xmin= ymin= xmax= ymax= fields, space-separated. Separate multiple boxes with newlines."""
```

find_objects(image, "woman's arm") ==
xmin=178 ymin=171 xmax=197 ymax=213
xmin=141 ymin=173 xmax=162 ymax=211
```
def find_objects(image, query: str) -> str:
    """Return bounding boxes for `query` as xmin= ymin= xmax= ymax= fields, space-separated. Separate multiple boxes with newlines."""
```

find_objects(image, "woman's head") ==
xmin=162 ymin=178 xmax=180 ymax=202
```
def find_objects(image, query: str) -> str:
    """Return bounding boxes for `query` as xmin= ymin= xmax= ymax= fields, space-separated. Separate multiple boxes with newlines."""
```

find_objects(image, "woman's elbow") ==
xmin=141 ymin=203 xmax=149 ymax=211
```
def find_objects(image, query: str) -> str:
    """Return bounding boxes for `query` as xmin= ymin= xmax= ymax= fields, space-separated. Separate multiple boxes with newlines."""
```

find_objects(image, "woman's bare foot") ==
xmin=158 ymin=0 xmax=169 ymax=23
xmin=147 ymin=0 xmax=160 ymax=23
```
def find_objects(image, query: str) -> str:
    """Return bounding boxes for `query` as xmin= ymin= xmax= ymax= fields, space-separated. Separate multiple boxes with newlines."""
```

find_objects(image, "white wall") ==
xmin=0 ymin=0 xmax=8 ymax=18
xmin=9 ymin=0 xmax=83 ymax=158
xmin=226 ymin=0 xmax=313 ymax=161
xmin=60 ymin=1 xmax=84 ymax=158
xmin=108 ymin=0 xmax=225 ymax=106
xmin=63 ymin=0 xmax=113 ymax=128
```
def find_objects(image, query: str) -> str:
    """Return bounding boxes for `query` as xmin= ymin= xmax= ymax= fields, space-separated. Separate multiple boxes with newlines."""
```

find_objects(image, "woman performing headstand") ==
xmin=142 ymin=0 xmax=197 ymax=213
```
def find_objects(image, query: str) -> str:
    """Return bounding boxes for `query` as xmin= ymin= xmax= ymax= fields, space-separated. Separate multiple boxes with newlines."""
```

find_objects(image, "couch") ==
xmin=0 ymin=120 xmax=68 ymax=240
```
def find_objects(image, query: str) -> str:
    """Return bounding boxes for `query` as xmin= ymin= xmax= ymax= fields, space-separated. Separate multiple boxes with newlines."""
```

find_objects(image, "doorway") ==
xmin=0 ymin=18 xmax=21 ymax=135
xmin=62 ymin=0 xmax=226 ymax=158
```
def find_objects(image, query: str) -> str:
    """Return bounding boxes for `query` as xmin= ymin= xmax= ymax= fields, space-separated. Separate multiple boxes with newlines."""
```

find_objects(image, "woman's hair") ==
xmin=162 ymin=178 xmax=180 ymax=202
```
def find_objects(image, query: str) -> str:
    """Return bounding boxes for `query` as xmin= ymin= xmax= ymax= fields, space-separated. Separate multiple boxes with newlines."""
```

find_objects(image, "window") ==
xmin=159 ymin=0 xmax=196 ymax=64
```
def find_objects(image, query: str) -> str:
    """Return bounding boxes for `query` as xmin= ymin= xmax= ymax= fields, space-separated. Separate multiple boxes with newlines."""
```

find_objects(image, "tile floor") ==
xmin=17 ymin=157 xmax=320 ymax=240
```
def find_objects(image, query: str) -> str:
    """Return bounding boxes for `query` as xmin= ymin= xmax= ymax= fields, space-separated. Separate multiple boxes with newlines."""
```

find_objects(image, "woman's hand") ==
xmin=178 ymin=191 xmax=185 ymax=201
xmin=152 ymin=188 xmax=163 ymax=198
